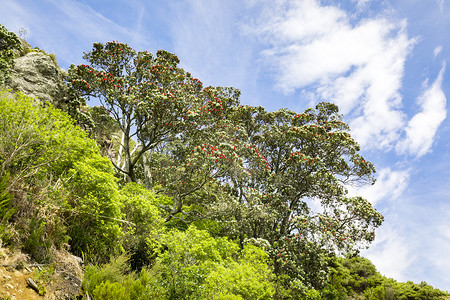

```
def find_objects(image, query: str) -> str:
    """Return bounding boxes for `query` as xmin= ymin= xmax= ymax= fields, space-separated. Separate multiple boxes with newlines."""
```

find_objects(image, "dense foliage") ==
xmin=67 ymin=41 xmax=236 ymax=186
xmin=322 ymin=256 xmax=449 ymax=300
xmin=68 ymin=44 xmax=384 ymax=290
xmin=0 ymin=24 xmax=21 ymax=85
xmin=0 ymin=90 xmax=124 ymax=261
xmin=0 ymin=23 xmax=448 ymax=298
xmin=217 ymin=103 xmax=384 ymax=294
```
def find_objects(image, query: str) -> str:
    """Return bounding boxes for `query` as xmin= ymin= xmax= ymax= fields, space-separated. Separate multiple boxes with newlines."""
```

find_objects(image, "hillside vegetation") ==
xmin=0 ymin=23 xmax=448 ymax=300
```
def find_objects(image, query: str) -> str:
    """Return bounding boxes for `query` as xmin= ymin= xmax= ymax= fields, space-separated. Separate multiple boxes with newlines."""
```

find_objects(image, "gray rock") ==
xmin=8 ymin=51 xmax=67 ymax=106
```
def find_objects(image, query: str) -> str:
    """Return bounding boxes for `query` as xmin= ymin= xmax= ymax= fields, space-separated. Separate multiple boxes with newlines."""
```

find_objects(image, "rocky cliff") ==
xmin=8 ymin=49 xmax=68 ymax=106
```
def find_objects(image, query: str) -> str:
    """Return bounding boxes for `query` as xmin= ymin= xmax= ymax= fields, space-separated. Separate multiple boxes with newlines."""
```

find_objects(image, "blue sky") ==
xmin=1 ymin=0 xmax=449 ymax=290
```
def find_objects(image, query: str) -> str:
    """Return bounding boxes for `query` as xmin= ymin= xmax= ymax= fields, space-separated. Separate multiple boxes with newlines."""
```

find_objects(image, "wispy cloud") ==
xmin=438 ymin=0 xmax=445 ymax=12
xmin=430 ymin=206 xmax=450 ymax=285
xmin=166 ymin=1 xmax=255 ymax=90
xmin=347 ymin=166 xmax=410 ymax=280
xmin=0 ymin=1 xmax=31 ymax=32
xmin=0 ymin=0 xmax=151 ymax=68
xmin=347 ymin=167 xmax=409 ymax=205
xmin=396 ymin=63 xmax=447 ymax=157
xmin=361 ymin=197 xmax=450 ymax=288
xmin=375 ymin=198 xmax=450 ymax=287
xmin=363 ymin=221 xmax=414 ymax=282
xmin=44 ymin=0 xmax=137 ymax=65
xmin=247 ymin=0 xmax=417 ymax=150
xmin=352 ymin=0 xmax=377 ymax=9
xmin=434 ymin=46 xmax=443 ymax=57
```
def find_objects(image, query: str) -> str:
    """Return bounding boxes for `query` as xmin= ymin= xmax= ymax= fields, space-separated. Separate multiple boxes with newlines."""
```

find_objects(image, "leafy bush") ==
xmin=197 ymin=245 xmax=275 ymax=299
xmin=151 ymin=226 xmax=275 ymax=299
xmin=0 ymin=173 xmax=12 ymax=217
xmin=82 ymin=255 xmax=165 ymax=299
xmin=0 ymin=90 xmax=71 ymax=256
xmin=92 ymin=281 xmax=130 ymax=300
xmin=83 ymin=255 xmax=130 ymax=295
xmin=154 ymin=226 xmax=234 ymax=298
xmin=0 ymin=89 xmax=124 ymax=261
xmin=119 ymin=182 xmax=164 ymax=270
xmin=64 ymin=155 xmax=124 ymax=261
xmin=23 ymin=217 xmax=52 ymax=262
xmin=82 ymin=228 xmax=275 ymax=299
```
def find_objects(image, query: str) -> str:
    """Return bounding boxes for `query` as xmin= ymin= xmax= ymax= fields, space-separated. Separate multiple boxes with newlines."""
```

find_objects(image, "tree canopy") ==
xmin=67 ymin=42 xmax=237 ymax=186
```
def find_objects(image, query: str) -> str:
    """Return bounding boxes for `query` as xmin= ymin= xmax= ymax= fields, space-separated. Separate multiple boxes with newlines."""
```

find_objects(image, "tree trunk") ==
xmin=142 ymin=152 xmax=152 ymax=189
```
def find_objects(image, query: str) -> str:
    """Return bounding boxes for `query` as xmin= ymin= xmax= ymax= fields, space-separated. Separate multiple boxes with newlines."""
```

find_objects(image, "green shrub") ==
xmin=124 ymin=269 xmax=166 ymax=300
xmin=82 ymin=255 xmax=165 ymax=299
xmin=92 ymin=281 xmax=130 ymax=300
xmin=119 ymin=182 xmax=164 ymax=270
xmin=155 ymin=227 xmax=229 ymax=298
xmin=0 ymin=89 xmax=124 ymax=261
xmin=150 ymin=226 xmax=275 ymax=299
xmin=82 ymin=255 xmax=130 ymax=295
xmin=197 ymin=246 xmax=275 ymax=299
xmin=23 ymin=217 xmax=52 ymax=262
xmin=64 ymin=155 xmax=124 ymax=261
xmin=0 ymin=173 xmax=12 ymax=216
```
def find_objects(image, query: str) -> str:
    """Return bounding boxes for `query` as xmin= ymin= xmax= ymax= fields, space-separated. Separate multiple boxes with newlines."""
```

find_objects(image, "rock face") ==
xmin=8 ymin=51 xmax=67 ymax=106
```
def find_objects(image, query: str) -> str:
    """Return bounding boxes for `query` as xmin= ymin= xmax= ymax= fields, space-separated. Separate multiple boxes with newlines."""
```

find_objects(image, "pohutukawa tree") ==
xmin=68 ymin=42 xmax=248 ymax=221
xmin=68 ymin=42 xmax=215 ymax=184
xmin=148 ymin=87 xmax=249 ymax=222
xmin=220 ymin=102 xmax=384 ymax=291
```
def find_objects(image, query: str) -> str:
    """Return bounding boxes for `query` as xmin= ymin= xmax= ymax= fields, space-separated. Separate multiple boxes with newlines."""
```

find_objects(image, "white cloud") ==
xmin=438 ymin=0 xmax=445 ymax=12
xmin=248 ymin=0 xmax=416 ymax=150
xmin=352 ymin=0 xmax=376 ymax=8
xmin=347 ymin=167 xmax=409 ymax=205
xmin=362 ymin=224 xmax=414 ymax=282
xmin=396 ymin=63 xmax=447 ymax=157
xmin=362 ymin=200 xmax=450 ymax=289
xmin=434 ymin=46 xmax=443 ymax=57
xmin=431 ymin=208 xmax=450 ymax=285
xmin=45 ymin=0 xmax=133 ymax=46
